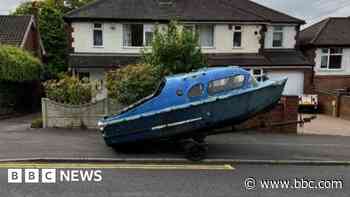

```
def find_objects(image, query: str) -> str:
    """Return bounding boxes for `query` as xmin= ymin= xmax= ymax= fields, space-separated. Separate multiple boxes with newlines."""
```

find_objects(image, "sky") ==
xmin=0 ymin=0 xmax=349 ymax=27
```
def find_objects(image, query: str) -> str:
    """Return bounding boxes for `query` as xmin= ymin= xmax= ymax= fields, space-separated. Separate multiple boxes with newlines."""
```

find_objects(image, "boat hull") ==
xmin=103 ymin=79 xmax=286 ymax=146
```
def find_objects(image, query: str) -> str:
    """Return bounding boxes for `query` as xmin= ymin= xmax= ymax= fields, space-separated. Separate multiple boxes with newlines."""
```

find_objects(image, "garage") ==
xmin=267 ymin=71 xmax=304 ymax=96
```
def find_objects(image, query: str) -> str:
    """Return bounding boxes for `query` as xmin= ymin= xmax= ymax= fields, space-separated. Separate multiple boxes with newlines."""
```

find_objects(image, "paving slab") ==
xmin=298 ymin=114 xmax=350 ymax=136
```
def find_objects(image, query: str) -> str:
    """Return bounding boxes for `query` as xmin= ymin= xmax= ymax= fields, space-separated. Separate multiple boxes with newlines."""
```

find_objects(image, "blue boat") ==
xmin=98 ymin=66 xmax=287 ymax=160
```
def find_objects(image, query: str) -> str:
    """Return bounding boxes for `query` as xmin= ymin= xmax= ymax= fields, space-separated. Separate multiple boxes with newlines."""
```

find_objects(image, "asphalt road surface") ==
xmin=0 ymin=163 xmax=349 ymax=197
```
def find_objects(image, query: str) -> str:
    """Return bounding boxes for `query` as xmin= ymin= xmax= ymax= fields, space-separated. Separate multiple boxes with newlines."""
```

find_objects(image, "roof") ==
xmin=69 ymin=53 xmax=139 ymax=68
xmin=69 ymin=50 xmax=312 ymax=69
xmin=207 ymin=50 xmax=312 ymax=67
xmin=0 ymin=15 xmax=33 ymax=47
xmin=64 ymin=0 xmax=304 ymax=24
xmin=300 ymin=17 xmax=350 ymax=46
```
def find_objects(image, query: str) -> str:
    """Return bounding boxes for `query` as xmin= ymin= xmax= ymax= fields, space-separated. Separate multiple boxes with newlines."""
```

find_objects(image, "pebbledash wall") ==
xmin=42 ymin=96 xmax=299 ymax=133
xmin=41 ymin=98 xmax=123 ymax=129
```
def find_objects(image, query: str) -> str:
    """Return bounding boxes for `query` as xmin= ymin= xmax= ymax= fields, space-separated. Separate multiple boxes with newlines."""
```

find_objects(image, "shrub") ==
xmin=31 ymin=118 xmax=43 ymax=128
xmin=0 ymin=45 xmax=42 ymax=82
xmin=43 ymin=74 xmax=94 ymax=105
xmin=106 ymin=64 xmax=161 ymax=105
xmin=142 ymin=20 xmax=206 ymax=75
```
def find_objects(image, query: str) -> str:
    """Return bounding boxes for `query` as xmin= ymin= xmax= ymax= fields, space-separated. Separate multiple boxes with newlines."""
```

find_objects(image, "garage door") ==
xmin=267 ymin=71 xmax=304 ymax=96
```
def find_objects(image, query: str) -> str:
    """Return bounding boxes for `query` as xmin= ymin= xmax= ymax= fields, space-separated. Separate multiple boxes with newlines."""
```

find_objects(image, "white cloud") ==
xmin=251 ymin=0 xmax=350 ymax=26
xmin=0 ymin=0 xmax=27 ymax=14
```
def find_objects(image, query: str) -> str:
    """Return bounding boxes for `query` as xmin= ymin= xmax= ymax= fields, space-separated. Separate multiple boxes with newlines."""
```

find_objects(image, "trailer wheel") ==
xmin=193 ymin=136 xmax=206 ymax=143
xmin=184 ymin=141 xmax=207 ymax=162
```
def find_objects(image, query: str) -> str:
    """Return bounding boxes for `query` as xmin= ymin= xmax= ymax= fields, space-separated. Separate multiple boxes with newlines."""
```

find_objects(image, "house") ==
xmin=0 ymin=15 xmax=45 ymax=59
xmin=64 ymin=0 xmax=312 ymax=99
xmin=299 ymin=17 xmax=350 ymax=91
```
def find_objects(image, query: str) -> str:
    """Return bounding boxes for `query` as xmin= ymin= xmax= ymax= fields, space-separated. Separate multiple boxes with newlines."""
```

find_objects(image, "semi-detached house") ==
xmin=64 ymin=0 xmax=312 ymax=100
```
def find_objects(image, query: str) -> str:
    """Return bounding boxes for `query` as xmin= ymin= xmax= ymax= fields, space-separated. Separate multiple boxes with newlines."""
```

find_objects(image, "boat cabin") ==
xmin=111 ymin=67 xmax=256 ymax=120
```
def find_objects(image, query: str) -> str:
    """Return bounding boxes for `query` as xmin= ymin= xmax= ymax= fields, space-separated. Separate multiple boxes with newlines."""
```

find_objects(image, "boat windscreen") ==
xmin=250 ymin=74 xmax=259 ymax=87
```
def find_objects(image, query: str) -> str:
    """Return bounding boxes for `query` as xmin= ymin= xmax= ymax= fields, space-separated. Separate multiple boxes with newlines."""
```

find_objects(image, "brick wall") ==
xmin=65 ymin=23 xmax=74 ymax=53
xmin=314 ymin=75 xmax=350 ymax=91
xmin=237 ymin=96 xmax=299 ymax=133
xmin=23 ymin=24 xmax=42 ymax=60
xmin=339 ymin=95 xmax=350 ymax=120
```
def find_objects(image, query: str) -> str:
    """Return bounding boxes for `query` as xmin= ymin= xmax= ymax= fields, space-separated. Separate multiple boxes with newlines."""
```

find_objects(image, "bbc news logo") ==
xmin=8 ymin=169 xmax=102 ymax=183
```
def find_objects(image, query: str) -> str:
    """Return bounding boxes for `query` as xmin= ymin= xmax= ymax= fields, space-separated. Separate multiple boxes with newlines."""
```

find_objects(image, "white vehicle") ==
xmin=299 ymin=94 xmax=318 ymax=112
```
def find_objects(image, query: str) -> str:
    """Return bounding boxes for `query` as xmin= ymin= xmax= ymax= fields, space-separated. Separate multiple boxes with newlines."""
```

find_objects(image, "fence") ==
xmin=317 ymin=90 xmax=350 ymax=120
xmin=42 ymin=96 xmax=299 ymax=133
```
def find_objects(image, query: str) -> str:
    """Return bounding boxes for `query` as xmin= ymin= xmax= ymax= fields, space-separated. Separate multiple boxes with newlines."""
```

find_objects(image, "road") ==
xmin=0 ymin=163 xmax=348 ymax=197
xmin=2 ymin=125 xmax=350 ymax=162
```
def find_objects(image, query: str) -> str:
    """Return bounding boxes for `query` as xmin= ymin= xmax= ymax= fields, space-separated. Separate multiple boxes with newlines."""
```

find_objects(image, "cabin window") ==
xmin=188 ymin=84 xmax=204 ymax=98
xmin=208 ymin=75 xmax=245 ymax=95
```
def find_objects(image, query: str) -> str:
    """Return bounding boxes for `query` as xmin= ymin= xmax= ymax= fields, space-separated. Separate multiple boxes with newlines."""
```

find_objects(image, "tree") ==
xmin=106 ymin=64 xmax=160 ymax=105
xmin=142 ymin=20 xmax=206 ymax=76
xmin=12 ymin=0 xmax=94 ymax=76
xmin=0 ymin=45 xmax=42 ymax=82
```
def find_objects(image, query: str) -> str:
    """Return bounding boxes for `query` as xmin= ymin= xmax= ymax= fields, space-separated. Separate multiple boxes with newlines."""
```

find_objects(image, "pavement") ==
xmin=299 ymin=114 xmax=350 ymax=136
xmin=0 ymin=164 xmax=348 ymax=196
xmin=1 ymin=114 xmax=350 ymax=162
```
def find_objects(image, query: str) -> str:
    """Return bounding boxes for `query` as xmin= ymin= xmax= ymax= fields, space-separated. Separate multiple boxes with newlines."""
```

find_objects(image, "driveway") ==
xmin=298 ymin=114 xmax=350 ymax=136
xmin=1 ymin=114 xmax=350 ymax=161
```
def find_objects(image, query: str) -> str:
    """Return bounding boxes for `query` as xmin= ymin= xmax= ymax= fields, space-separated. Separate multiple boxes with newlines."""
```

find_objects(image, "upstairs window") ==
xmin=144 ymin=25 xmax=154 ymax=46
xmin=272 ymin=26 xmax=284 ymax=48
xmin=233 ymin=26 xmax=242 ymax=48
xmin=93 ymin=23 xmax=103 ymax=47
xmin=197 ymin=24 xmax=214 ymax=48
xmin=123 ymin=24 xmax=154 ymax=47
xmin=208 ymin=75 xmax=245 ymax=95
xmin=320 ymin=48 xmax=343 ymax=70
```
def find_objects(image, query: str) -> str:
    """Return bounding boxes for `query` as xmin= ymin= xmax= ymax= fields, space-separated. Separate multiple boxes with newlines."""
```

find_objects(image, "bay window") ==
xmin=233 ymin=26 xmax=242 ymax=48
xmin=272 ymin=26 xmax=284 ymax=48
xmin=320 ymin=48 xmax=343 ymax=69
xmin=93 ymin=23 xmax=103 ymax=47
xmin=123 ymin=24 xmax=154 ymax=47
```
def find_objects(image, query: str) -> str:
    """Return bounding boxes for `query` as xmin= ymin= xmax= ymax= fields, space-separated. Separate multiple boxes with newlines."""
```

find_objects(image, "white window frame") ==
xmin=233 ymin=25 xmax=242 ymax=48
xmin=196 ymin=24 xmax=215 ymax=48
xmin=246 ymin=68 xmax=267 ymax=82
xmin=143 ymin=24 xmax=154 ymax=47
xmin=272 ymin=26 xmax=284 ymax=48
xmin=183 ymin=24 xmax=196 ymax=33
xmin=320 ymin=48 xmax=343 ymax=70
xmin=92 ymin=23 xmax=104 ymax=47
xmin=122 ymin=24 xmax=155 ymax=48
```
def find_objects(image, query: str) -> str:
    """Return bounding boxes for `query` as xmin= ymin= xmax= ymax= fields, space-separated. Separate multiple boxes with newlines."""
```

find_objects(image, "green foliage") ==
xmin=44 ymin=74 xmax=94 ymax=105
xmin=106 ymin=64 xmax=161 ymax=105
xmin=39 ymin=3 xmax=68 ymax=74
xmin=142 ymin=20 xmax=206 ymax=75
xmin=12 ymin=0 xmax=94 ymax=76
xmin=0 ymin=45 xmax=42 ymax=82
xmin=107 ymin=20 xmax=207 ymax=105
xmin=31 ymin=117 xmax=43 ymax=128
